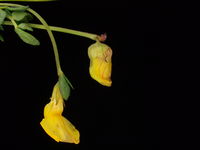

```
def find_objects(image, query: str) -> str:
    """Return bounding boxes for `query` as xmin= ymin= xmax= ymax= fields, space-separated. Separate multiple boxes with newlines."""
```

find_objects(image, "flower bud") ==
xmin=88 ymin=42 xmax=112 ymax=87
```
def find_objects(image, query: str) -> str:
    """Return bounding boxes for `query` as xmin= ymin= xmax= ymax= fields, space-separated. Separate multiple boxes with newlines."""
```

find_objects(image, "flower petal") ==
xmin=40 ymin=115 xmax=80 ymax=144
xmin=89 ymin=58 xmax=112 ymax=87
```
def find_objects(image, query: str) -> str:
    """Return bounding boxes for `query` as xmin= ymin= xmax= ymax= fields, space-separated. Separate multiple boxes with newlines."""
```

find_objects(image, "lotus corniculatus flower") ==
xmin=40 ymin=83 xmax=80 ymax=144
xmin=88 ymin=41 xmax=112 ymax=87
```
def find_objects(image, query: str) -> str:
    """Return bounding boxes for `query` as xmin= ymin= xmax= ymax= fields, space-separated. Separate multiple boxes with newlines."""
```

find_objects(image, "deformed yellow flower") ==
xmin=40 ymin=83 xmax=80 ymax=144
xmin=88 ymin=42 xmax=112 ymax=87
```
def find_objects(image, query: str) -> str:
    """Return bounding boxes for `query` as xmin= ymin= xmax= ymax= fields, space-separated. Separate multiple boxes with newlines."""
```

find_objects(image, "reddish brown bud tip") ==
xmin=98 ymin=33 xmax=107 ymax=42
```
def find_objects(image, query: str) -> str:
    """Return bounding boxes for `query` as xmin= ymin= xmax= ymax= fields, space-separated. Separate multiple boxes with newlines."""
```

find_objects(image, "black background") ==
xmin=0 ymin=0 xmax=165 ymax=149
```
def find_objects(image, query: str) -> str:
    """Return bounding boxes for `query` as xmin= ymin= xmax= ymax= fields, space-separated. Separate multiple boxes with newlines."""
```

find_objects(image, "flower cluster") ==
xmin=0 ymin=2 xmax=113 ymax=144
xmin=40 ymin=41 xmax=113 ymax=143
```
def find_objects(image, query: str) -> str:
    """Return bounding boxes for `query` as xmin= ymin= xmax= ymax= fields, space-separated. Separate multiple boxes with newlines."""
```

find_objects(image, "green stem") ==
xmin=27 ymin=8 xmax=62 ymax=76
xmin=3 ymin=21 xmax=99 ymax=41
xmin=6 ymin=16 xmax=17 ymax=28
xmin=0 ymin=7 xmax=7 ymax=9
xmin=0 ymin=0 xmax=56 ymax=1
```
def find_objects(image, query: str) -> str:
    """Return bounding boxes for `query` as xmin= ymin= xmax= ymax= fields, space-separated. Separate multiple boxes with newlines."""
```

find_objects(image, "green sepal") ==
xmin=12 ymin=11 xmax=29 ymax=21
xmin=18 ymin=23 xmax=33 ymax=31
xmin=0 ymin=34 xmax=4 ymax=42
xmin=0 ymin=9 xmax=6 ymax=25
xmin=63 ymin=74 xmax=74 ymax=89
xmin=58 ymin=73 xmax=71 ymax=101
xmin=15 ymin=28 xmax=40 ymax=46
xmin=7 ymin=6 xmax=29 ymax=12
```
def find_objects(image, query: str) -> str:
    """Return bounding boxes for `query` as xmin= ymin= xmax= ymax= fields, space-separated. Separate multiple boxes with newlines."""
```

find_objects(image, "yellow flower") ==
xmin=40 ymin=83 xmax=80 ymax=144
xmin=88 ymin=42 xmax=112 ymax=87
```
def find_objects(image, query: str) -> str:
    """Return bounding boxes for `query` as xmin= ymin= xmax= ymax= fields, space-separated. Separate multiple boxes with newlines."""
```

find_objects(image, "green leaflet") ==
xmin=0 ymin=25 xmax=3 ymax=31
xmin=18 ymin=23 xmax=33 ymax=31
xmin=58 ymin=73 xmax=71 ymax=101
xmin=12 ymin=11 xmax=29 ymax=21
xmin=0 ymin=34 xmax=4 ymax=42
xmin=4 ymin=9 xmax=12 ymax=16
xmin=6 ymin=6 xmax=29 ymax=12
xmin=15 ymin=28 xmax=40 ymax=46
xmin=0 ymin=9 xmax=6 ymax=25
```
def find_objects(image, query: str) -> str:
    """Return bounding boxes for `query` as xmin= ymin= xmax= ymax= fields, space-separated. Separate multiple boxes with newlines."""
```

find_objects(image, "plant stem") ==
xmin=0 ymin=7 xmax=7 ymax=9
xmin=27 ymin=8 xmax=62 ymax=76
xmin=3 ymin=21 xmax=99 ymax=41
xmin=0 ymin=0 xmax=56 ymax=1
xmin=6 ymin=16 xmax=17 ymax=28
xmin=0 ymin=3 xmax=62 ymax=75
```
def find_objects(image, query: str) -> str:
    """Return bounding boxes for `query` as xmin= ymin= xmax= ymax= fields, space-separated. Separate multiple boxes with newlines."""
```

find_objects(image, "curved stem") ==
xmin=3 ymin=21 xmax=99 ymax=41
xmin=27 ymin=8 xmax=62 ymax=76
xmin=0 ymin=3 xmax=62 ymax=75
